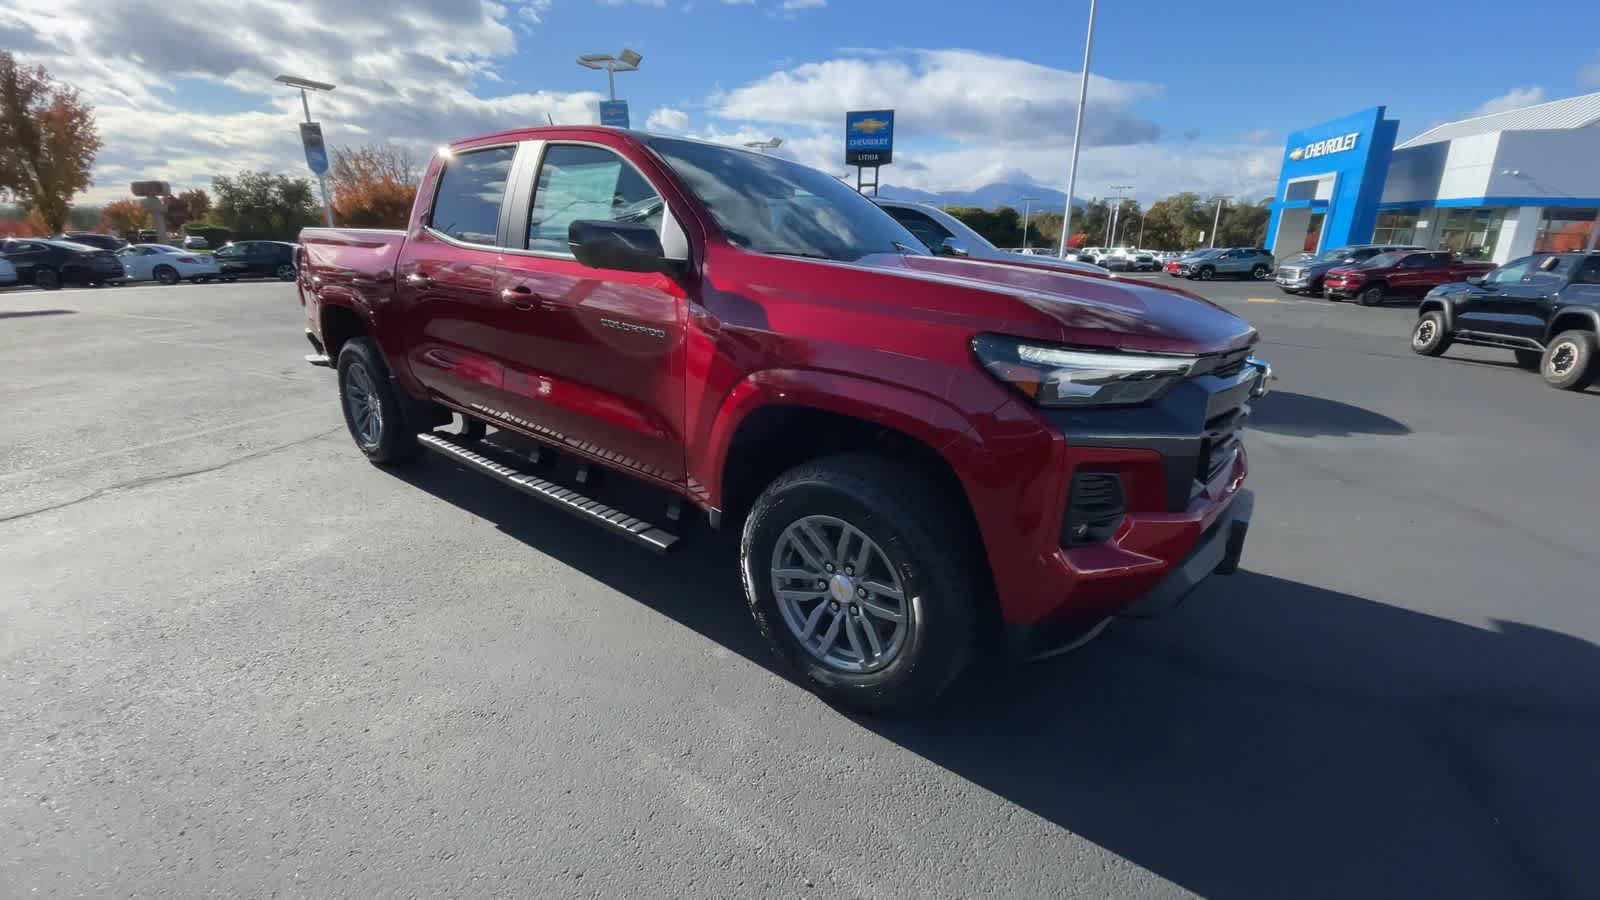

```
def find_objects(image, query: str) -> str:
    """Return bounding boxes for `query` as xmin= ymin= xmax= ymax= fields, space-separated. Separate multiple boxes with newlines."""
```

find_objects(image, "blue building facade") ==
xmin=1265 ymin=106 xmax=1399 ymax=260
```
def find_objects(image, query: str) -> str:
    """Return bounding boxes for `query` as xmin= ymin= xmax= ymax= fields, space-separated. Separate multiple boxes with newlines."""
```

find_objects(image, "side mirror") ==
xmin=1465 ymin=275 xmax=1485 ymax=286
xmin=568 ymin=220 xmax=680 ymax=275
xmin=939 ymin=237 xmax=970 ymax=258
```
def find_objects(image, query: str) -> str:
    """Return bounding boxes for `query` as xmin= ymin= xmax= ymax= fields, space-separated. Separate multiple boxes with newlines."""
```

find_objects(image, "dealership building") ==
xmin=1266 ymin=92 xmax=1600 ymax=264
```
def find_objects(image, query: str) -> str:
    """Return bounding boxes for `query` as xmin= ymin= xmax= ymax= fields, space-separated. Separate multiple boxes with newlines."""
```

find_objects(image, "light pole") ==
xmin=1107 ymin=184 xmax=1132 ymax=246
xmin=1018 ymin=195 xmax=1039 ymax=250
xmin=744 ymin=137 xmax=783 ymax=153
xmin=275 ymin=73 xmax=335 ymax=226
xmin=577 ymin=49 xmax=643 ymax=101
xmin=1136 ymin=210 xmax=1146 ymax=249
xmin=1209 ymin=195 xmax=1230 ymax=248
xmin=1057 ymin=0 xmax=1098 ymax=259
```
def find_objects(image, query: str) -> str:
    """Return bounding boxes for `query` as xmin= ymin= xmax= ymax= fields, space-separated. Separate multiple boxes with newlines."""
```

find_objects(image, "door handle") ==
xmin=404 ymin=271 xmax=432 ymax=288
xmin=500 ymin=285 xmax=538 ymax=309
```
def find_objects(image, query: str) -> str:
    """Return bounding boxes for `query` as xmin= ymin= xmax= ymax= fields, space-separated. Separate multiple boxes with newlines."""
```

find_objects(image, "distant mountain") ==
xmin=877 ymin=182 xmax=1079 ymax=213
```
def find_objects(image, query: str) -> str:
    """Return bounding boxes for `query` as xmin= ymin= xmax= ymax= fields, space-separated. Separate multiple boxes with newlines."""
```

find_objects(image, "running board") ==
xmin=417 ymin=432 xmax=679 ymax=553
xmin=1453 ymin=330 xmax=1544 ymax=351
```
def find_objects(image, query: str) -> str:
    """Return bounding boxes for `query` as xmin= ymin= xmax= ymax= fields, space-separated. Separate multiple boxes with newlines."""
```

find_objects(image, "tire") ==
xmin=1196 ymin=266 xmax=1215 ymax=281
xmin=1540 ymin=330 xmax=1598 ymax=391
xmin=1251 ymin=264 xmax=1270 ymax=280
xmin=276 ymin=263 xmax=297 ymax=281
xmin=1514 ymin=349 xmax=1542 ymax=370
xmin=153 ymin=264 xmax=180 ymax=285
xmin=1411 ymin=311 xmax=1451 ymax=357
xmin=740 ymin=454 xmax=980 ymax=713
xmin=35 ymin=267 xmax=60 ymax=290
xmin=1358 ymin=285 xmax=1386 ymax=307
xmin=1279 ymin=287 xmax=1298 ymax=295
xmin=335 ymin=337 xmax=423 ymax=465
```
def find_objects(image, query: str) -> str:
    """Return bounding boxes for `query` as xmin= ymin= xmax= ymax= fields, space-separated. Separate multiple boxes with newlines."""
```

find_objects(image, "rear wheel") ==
xmin=336 ymin=337 xmax=422 ymax=465
xmin=1358 ymin=285 xmax=1386 ymax=307
xmin=1251 ymin=264 xmax=1271 ymax=280
xmin=35 ymin=267 xmax=60 ymax=290
xmin=1411 ymin=311 xmax=1451 ymax=356
xmin=1514 ymin=349 xmax=1542 ymax=370
xmin=741 ymin=454 xmax=979 ymax=713
xmin=276 ymin=263 xmax=297 ymax=281
xmin=153 ymin=264 xmax=180 ymax=285
xmin=1540 ymin=330 xmax=1598 ymax=391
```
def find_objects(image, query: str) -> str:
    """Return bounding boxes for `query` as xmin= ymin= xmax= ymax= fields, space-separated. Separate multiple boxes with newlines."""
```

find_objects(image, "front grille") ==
xmin=1278 ymin=267 xmax=1303 ymax=280
xmin=1192 ymin=347 xmax=1250 ymax=379
xmin=1063 ymin=472 xmax=1125 ymax=545
xmin=1199 ymin=407 xmax=1245 ymax=484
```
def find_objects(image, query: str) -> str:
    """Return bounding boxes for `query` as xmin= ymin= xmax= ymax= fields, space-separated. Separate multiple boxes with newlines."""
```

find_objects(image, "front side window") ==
xmin=649 ymin=137 xmax=925 ymax=262
xmin=1574 ymin=256 xmax=1600 ymax=285
xmin=1527 ymin=254 xmax=1573 ymax=286
xmin=430 ymin=145 xmax=517 ymax=246
xmin=1485 ymin=257 xmax=1532 ymax=284
xmin=1400 ymin=254 xmax=1430 ymax=269
xmin=526 ymin=144 xmax=662 ymax=254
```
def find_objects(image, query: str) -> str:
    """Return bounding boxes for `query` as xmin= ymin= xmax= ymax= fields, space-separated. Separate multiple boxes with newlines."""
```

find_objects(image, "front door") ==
xmin=491 ymin=141 xmax=689 ymax=485
xmin=1498 ymin=255 xmax=1578 ymax=341
xmin=1456 ymin=255 xmax=1538 ymax=337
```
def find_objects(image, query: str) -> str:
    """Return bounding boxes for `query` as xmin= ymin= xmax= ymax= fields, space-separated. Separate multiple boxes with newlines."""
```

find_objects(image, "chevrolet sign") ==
xmin=1289 ymin=132 xmax=1360 ymax=162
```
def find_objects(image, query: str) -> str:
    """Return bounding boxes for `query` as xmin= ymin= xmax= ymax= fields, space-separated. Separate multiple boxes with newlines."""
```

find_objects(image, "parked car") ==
xmin=1324 ymin=250 xmax=1494 ymax=306
xmin=115 ymin=244 xmax=222 ymax=284
xmin=1167 ymin=249 xmax=1221 ymax=277
xmin=0 ymin=238 xmax=125 ymax=289
xmin=214 ymin=240 xmax=299 ymax=281
xmin=1130 ymin=251 xmax=1159 ymax=272
xmin=297 ymin=127 xmax=1265 ymax=712
xmin=873 ymin=200 xmax=1108 ymax=277
xmin=182 ymin=234 xmax=211 ymax=250
xmin=1179 ymin=247 xmax=1274 ymax=281
xmin=1275 ymin=243 xmax=1422 ymax=296
xmin=55 ymin=231 xmax=128 ymax=252
xmin=0 ymin=257 xmax=16 ymax=286
xmin=1412 ymin=252 xmax=1600 ymax=389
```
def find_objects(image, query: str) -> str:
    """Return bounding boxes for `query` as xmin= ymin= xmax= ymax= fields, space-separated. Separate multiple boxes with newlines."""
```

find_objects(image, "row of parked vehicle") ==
xmin=1273 ymin=243 xmax=1498 ymax=306
xmin=0 ymin=237 xmax=300 ymax=290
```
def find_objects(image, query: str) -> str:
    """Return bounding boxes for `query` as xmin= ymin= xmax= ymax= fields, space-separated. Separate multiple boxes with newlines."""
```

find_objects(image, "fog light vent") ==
xmin=1063 ymin=472 xmax=1125 ymax=546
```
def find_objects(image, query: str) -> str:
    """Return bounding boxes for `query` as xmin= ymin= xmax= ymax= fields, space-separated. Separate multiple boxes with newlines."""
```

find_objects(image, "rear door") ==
xmin=1505 ymin=255 xmax=1578 ymax=341
xmin=393 ymin=143 xmax=522 ymax=416
xmin=491 ymin=139 xmax=690 ymax=485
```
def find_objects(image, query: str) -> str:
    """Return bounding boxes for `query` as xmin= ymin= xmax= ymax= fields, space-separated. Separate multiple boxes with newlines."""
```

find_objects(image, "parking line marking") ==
xmin=1247 ymin=297 xmax=1277 ymax=303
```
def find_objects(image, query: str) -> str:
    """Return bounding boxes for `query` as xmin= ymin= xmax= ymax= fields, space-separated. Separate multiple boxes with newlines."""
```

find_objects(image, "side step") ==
xmin=417 ymin=432 xmax=678 ymax=553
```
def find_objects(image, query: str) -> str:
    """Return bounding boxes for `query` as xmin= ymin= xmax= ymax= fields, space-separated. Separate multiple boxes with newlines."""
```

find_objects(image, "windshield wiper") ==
xmin=767 ymin=250 xmax=835 ymax=261
xmin=891 ymin=240 xmax=921 ymax=254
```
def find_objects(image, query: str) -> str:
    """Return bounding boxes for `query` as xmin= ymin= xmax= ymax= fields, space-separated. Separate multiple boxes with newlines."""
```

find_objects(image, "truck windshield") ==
xmin=1361 ymin=252 xmax=1403 ymax=268
xmin=648 ymin=138 xmax=926 ymax=262
xmin=1314 ymin=247 xmax=1359 ymax=263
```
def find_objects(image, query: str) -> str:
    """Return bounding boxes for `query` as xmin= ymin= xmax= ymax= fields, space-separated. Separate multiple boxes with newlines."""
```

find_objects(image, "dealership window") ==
xmin=1533 ymin=208 xmax=1599 ymax=253
xmin=1372 ymin=210 xmax=1419 ymax=245
xmin=1436 ymin=208 xmax=1505 ymax=260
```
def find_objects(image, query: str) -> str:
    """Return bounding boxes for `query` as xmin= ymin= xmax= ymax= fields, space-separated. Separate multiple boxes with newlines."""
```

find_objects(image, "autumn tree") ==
xmin=0 ymin=51 xmax=101 ymax=233
xmin=211 ymin=171 xmax=320 ymax=240
xmin=165 ymin=188 xmax=211 ymax=232
xmin=99 ymin=198 xmax=151 ymax=237
xmin=329 ymin=144 xmax=419 ymax=228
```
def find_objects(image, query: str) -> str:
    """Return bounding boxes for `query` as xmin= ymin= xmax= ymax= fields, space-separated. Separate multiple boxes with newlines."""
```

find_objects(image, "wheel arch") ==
xmin=1546 ymin=308 xmax=1600 ymax=343
xmin=319 ymin=301 xmax=373 ymax=361
xmin=1418 ymin=295 xmax=1454 ymax=329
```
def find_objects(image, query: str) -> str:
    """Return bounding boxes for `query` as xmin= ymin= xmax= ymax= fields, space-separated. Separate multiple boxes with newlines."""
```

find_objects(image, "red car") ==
xmin=1324 ymin=250 xmax=1495 ymax=306
xmin=297 ymin=127 xmax=1267 ymax=711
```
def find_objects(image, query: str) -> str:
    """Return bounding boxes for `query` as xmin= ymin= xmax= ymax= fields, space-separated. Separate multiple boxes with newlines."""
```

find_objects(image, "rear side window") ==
xmin=1576 ymin=257 xmax=1600 ymax=285
xmin=883 ymin=208 xmax=952 ymax=251
xmin=526 ymin=144 xmax=662 ymax=254
xmin=1528 ymin=255 xmax=1573 ymax=286
xmin=430 ymin=146 xmax=517 ymax=246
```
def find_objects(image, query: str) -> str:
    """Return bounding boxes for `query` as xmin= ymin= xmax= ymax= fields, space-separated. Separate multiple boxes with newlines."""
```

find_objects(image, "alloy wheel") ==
xmin=1549 ymin=342 xmax=1578 ymax=378
xmin=342 ymin=361 xmax=384 ymax=449
xmin=770 ymin=515 xmax=908 ymax=674
xmin=1414 ymin=320 xmax=1436 ymax=348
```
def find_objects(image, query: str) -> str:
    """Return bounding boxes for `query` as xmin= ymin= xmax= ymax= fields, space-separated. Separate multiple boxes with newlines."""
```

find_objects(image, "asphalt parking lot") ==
xmin=4 ymin=275 xmax=1598 ymax=898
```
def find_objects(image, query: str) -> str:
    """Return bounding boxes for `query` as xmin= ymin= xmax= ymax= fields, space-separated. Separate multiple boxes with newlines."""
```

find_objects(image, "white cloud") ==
xmin=713 ymin=49 xmax=1161 ymax=145
xmin=1469 ymin=86 xmax=1546 ymax=117
xmin=646 ymin=107 xmax=690 ymax=133
xmin=1579 ymin=57 xmax=1600 ymax=88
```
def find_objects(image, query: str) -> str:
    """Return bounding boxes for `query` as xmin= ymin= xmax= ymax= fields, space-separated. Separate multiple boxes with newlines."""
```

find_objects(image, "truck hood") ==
xmin=883 ymin=254 xmax=1257 ymax=356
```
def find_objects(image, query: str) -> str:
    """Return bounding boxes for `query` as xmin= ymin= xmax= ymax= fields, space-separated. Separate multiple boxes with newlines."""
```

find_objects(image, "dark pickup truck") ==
xmin=295 ymin=126 xmax=1269 ymax=711
xmin=1324 ymin=249 xmax=1494 ymax=306
xmin=1412 ymin=251 xmax=1600 ymax=390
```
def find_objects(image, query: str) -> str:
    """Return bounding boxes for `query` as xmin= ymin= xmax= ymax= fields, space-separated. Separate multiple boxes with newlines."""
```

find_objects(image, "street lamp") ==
xmin=1209 ymin=195 xmax=1231 ymax=248
xmin=744 ymin=137 xmax=783 ymax=152
xmin=1057 ymin=0 xmax=1098 ymax=259
xmin=1107 ymin=184 xmax=1133 ymax=246
xmin=1016 ymin=195 xmax=1040 ymax=250
xmin=577 ymin=48 xmax=643 ymax=101
xmin=274 ymin=73 xmax=335 ymax=227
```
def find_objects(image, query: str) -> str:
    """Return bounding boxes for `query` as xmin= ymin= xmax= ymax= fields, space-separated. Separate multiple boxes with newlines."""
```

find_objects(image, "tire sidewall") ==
xmin=1412 ymin=312 xmax=1449 ymax=356
xmin=1360 ymin=286 xmax=1384 ymax=306
xmin=154 ymin=265 xmax=178 ymax=285
xmin=1541 ymin=331 xmax=1596 ymax=389
xmin=740 ymin=478 xmax=961 ymax=709
xmin=1252 ymin=265 xmax=1269 ymax=280
xmin=335 ymin=338 xmax=418 ymax=464
xmin=1198 ymin=266 xmax=1214 ymax=281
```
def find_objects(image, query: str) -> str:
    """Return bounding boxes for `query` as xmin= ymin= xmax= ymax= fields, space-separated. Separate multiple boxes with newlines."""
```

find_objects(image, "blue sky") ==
xmin=9 ymin=0 xmax=1600 ymax=205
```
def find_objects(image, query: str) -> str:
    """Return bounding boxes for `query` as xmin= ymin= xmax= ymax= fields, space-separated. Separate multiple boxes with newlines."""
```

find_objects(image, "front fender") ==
xmin=1418 ymin=293 xmax=1455 ymax=329
xmin=1546 ymin=307 xmax=1600 ymax=342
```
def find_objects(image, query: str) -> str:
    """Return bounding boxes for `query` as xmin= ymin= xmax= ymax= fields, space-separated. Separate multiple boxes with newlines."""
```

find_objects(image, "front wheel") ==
xmin=1411 ymin=311 xmax=1451 ymax=356
xmin=1540 ymin=330 xmax=1598 ymax=391
xmin=276 ymin=263 xmax=297 ymax=281
xmin=336 ymin=337 xmax=422 ymax=465
xmin=153 ymin=264 xmax=180 ymax=285
xmin=1195 ymin=266 xmax=1214 ymax=281
xmin=741 ymin=454 xmax=979 ymax=713
xmin=1358 ymin=285 xmax=1386 ymax=307
xmin=1251 ymin=264 xmax=1271 ymax=280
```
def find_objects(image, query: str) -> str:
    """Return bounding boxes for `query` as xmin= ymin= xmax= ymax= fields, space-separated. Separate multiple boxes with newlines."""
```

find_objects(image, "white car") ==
xmin=115 ymin=244 xmax=221 ymax=284
xmin=0 ymin=257 xmax=16 ymax=286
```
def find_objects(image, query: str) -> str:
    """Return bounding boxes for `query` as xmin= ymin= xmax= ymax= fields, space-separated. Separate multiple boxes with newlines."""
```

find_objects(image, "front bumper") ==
xmin=1324 ymin=282 xmax=1360 ymax=298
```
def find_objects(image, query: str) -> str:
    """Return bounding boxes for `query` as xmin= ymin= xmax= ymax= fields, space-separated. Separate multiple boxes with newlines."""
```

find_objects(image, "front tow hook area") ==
xmin=1247 ymin=357 xmax=1274 ymax=398
xmin=1116 ymin=489 xmax=1254 ymax=619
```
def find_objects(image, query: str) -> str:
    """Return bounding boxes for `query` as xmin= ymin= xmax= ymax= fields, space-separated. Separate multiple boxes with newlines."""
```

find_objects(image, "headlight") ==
xmin=972 ymin=333 xmax=1196 ymax=408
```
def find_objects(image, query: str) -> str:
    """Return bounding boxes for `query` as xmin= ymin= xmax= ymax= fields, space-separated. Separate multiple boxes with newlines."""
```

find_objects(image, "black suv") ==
xmin=0 ymin=238 xmax=125 ymax=289
xmin=1276 ymin=243 xmax=1422 ymax=295
xmin=1411 ymin=252 xmax=1600 ymax=390
xmin=214 ymin=241 xmax=299 ymax=281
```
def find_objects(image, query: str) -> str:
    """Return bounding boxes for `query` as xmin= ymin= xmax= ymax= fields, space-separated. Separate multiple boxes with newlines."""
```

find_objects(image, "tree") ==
xmin=330 ymin=144 xmax=419 ymax=228
xmin=942 ymin=205 xmax=1024 ymax=248
xmin=0 ymin=51 xmax=101 ymax=233
xmin=100 ymin=198 xmax=151 ymax=237
xmin=165 ymin=188 xmax=210 ymax=232
xmin=211 ymin=171 xmax=320 ymax=240
xmin=1215 ymin=198 xmax=1272 ymax=248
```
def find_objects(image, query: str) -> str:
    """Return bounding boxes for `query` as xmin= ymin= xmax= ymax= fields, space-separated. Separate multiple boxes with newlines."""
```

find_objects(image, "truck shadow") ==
xmin=1248 ymin=391 xmax=1411 ymax=437
xmin=395 ymin=461 xmax=1599 ymax=900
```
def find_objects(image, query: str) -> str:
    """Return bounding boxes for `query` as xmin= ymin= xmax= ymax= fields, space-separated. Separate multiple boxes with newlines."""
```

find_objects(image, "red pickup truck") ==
xmin=1324 ymin=249 xmax=1495 ymax=306
xmin=296 ymin=126 xmax=1268 ymax=711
